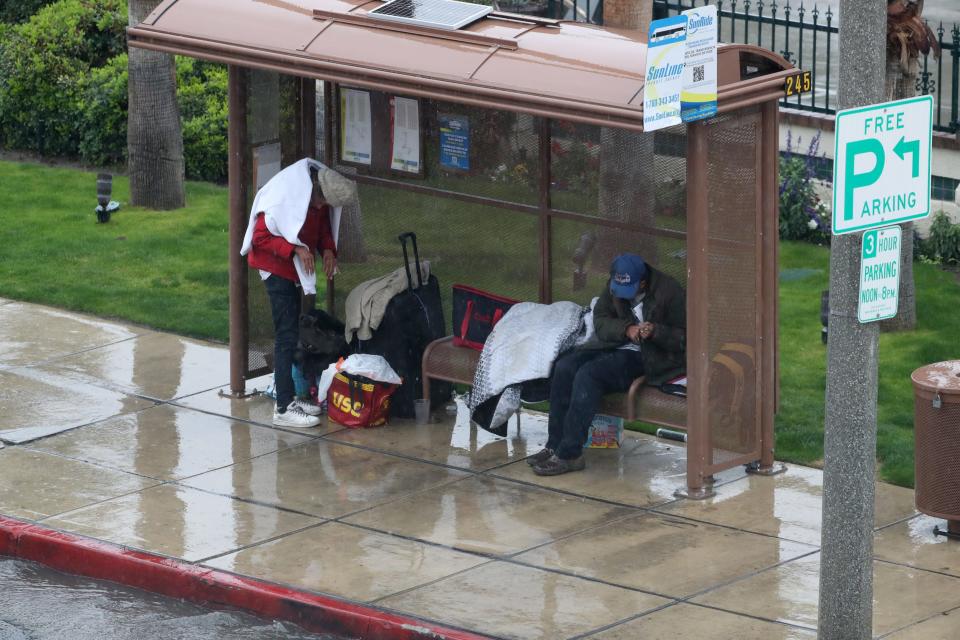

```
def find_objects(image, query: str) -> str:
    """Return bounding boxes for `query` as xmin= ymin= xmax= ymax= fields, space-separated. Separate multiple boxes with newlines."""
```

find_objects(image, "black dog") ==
xmin=294 ymin=308 xmax=351 ymax=401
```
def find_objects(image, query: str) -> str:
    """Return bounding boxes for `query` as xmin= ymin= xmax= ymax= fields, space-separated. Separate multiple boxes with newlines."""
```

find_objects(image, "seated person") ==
xmin=530 ymin=253 xmax=686 ymax=476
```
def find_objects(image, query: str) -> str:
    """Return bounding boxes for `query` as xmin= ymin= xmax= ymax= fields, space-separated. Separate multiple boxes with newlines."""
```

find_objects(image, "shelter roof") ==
xmin=129 ymin=0 xmax=798 ymax=130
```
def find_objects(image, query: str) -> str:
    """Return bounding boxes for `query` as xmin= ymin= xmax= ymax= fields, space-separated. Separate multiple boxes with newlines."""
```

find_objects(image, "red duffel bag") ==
xmin=452 ymin=285 xmax=518 ymax=351
xmin=327 ymin=372 xmax=397 ymax=428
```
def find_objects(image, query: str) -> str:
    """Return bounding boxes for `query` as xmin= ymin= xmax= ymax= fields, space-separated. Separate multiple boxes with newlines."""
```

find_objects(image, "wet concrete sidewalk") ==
xmin=1 ymin=298 xmax=958 ymax=639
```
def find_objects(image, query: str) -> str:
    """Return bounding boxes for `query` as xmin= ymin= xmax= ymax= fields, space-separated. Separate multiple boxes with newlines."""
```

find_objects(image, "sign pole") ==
xmin=818 ymin=1 xmax=887 ymax=637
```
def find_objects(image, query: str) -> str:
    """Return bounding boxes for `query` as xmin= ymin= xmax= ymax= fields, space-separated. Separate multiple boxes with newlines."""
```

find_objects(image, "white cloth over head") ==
xmin=240 ymin=157 xmax=343 ymax=295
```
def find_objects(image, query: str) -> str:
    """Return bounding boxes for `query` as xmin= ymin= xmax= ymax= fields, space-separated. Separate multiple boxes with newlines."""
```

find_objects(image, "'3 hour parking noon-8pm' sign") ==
xmin=832 ymin=95 xmax=933 ymax=235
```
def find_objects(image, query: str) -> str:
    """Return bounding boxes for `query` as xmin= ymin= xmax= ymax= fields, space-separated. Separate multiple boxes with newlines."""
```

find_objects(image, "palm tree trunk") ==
xmin=879 ymin=54 xmax=918 ymax=331
xmin=127 ymin=0 xmax=185 ymax=210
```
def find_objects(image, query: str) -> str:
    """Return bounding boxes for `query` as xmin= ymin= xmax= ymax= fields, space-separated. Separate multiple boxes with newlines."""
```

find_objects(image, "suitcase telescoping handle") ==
xmin=398 ymin=232 xmax=425 ymax=290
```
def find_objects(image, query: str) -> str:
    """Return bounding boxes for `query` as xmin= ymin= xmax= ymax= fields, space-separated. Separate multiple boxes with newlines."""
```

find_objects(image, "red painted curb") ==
xmin=0 ymin=515 xmax=493 ymax=640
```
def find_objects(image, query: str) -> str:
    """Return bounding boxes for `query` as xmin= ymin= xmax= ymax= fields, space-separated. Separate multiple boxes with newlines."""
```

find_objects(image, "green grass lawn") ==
xmin=1 ymin=159 xmax=957 ymax=486
xmin=775 ymin=241 xmax=960 ymax=487
xmin=0 ymin=161 xmax=232 ymax=340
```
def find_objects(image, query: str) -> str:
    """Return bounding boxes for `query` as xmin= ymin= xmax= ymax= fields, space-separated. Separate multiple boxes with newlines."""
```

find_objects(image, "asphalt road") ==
xmin=0 ymin=559 xmax=332 ymax=640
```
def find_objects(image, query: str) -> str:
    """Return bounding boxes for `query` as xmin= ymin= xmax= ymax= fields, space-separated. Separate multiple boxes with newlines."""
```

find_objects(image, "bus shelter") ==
xmin=128 ymin=0 xmax=800 ymax=497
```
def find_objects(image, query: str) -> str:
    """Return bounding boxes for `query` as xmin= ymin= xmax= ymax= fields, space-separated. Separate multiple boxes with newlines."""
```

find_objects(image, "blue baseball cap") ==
xmin=609 ymin=254 xmax=648 ymax=299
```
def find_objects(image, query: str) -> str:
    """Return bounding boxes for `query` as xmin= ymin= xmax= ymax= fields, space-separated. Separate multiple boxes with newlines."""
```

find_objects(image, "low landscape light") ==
xmin=95 ymin=173 xmax=120 ymax=223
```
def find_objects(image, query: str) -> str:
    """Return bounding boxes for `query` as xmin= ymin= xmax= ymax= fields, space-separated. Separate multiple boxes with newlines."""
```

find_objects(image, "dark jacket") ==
xmin=584 ymin=266 xmax=686 ymax=386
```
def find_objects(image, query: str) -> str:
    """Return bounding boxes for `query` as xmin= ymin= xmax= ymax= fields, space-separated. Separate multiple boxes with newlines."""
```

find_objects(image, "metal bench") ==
xmin=422 ymin=336 xmax=687 ymax=430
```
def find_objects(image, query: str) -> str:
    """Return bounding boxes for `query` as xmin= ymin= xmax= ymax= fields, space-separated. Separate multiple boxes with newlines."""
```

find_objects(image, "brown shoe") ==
xmin=532 ymin=454 xmax=586 ymax=476
xmin=526 ymin=447 xmax=554 ymax=466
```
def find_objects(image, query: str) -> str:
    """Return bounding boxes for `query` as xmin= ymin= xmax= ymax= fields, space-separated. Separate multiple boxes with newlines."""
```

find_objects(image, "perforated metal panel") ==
xmin=704 ymin=109 xmax=762 ymax=464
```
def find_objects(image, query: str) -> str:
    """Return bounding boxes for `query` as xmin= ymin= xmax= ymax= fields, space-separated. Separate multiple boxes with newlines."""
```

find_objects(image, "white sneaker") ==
xmin=273 ymin=405 xmax=321 ymax=428
xmin=288 ymin=398 xmax=323 ymax=416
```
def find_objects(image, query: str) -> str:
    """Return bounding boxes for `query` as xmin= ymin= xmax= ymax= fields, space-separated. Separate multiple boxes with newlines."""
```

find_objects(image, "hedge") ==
xmin=0 ymin=0 xmax=229 ymax=183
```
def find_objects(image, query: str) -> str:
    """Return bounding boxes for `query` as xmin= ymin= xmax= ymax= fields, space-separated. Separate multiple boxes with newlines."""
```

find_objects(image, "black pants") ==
xmin=265 ymin=275 xmax=300 ymax=411
xmin=547 ymin=349 xmax=645 ymax=459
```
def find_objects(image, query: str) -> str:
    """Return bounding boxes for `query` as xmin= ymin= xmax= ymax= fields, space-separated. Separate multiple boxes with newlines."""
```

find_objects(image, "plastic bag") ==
xmin=338 ymin=354 xmax=402 ymax=384
xmin=315 ymin=354 xmax=401 ymax=403
xmin=316 ymin=361 xmax=340 ymax=403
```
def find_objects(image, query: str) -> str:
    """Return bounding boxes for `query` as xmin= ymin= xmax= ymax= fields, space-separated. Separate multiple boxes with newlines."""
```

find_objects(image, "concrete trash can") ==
xmin=911 ymin=360 xmax=960 ymax=539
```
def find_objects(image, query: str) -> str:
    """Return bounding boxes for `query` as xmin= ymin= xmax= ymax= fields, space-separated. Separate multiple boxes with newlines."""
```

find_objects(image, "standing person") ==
xmin=530 ymin=253 xmax=686 ymax=475
xmin=241 ymin=159 xmax=357 ymax=428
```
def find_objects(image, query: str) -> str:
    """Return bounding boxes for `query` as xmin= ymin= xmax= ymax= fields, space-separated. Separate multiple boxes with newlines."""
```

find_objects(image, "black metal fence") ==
xmin=493 ymin=0 xmax=960 ymax=133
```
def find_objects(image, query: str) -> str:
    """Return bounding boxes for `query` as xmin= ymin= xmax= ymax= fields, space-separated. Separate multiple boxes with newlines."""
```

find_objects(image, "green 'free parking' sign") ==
xmin=832 ymin=95 xmax=933 ymax=235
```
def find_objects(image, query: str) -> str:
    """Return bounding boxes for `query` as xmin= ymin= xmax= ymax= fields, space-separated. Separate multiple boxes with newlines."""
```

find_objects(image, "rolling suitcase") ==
xmin=354 ymin=232 xmax=452 ymax=418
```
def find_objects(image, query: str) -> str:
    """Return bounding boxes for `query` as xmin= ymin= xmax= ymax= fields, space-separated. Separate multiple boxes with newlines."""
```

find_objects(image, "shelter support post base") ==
xmin=933 ymin=520 xmax=960 ymax=541
xmin=218 ymin=388 xmax=260 ymax=400
xmin=747 ymin=461 xmax=787 ymax=476
xmin=674 ymin=485 xmax=716 ymax=501
xmin=675 ymin=475 xmax=717 ymax=500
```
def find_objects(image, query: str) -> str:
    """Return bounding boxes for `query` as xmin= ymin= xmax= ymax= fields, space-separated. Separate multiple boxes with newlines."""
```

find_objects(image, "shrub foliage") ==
xmin=779 ymin=131 xmax=830 ymax=245
xmin=0 ymin=0 xmax=228 ymax=182
xmin=919 ymin=212 xmax=960 ymax=265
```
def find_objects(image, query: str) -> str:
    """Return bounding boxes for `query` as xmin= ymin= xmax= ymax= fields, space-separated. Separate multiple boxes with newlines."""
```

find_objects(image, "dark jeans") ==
xmin=547 ymin=349 xmax=645 ymax=460
xmin=265 ymin=275 xmax=300 ymax=411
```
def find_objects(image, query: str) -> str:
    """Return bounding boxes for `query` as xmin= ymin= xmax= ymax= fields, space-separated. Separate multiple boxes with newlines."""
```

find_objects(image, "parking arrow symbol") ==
xmin=893 ymin=136 xmax=920 ymax=178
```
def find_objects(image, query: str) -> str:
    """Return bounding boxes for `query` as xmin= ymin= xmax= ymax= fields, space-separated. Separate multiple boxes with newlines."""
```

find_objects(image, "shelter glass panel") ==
xmin=704 ymin=108 xmax=763 ymax=464
xmin=550 ymin=218 xmax=687 ymax=307
xmin=245 ymin=70 xmax=312 ymax=375
xmin=330 ymin=183 xmax=541 ymax=324
xmin=331 ymin=88 xmax=540 ymax=207
xmin=549 ymin=122 xmax=688 ymax=226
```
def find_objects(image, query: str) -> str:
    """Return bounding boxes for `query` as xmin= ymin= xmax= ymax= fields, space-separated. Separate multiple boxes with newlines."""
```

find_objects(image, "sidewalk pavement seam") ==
xmin=192 ymin=519 xmax=331 ymax=564
xmin=328 ymin=518 xmax=503 ymax=561
xmin=31 ymin=480 xmax=173 ymax=524
xmin=495 ymin=556 xmax=678 ymax=601
xmin=338 ymin=517 xmax=679 ymax=601
xmin=569 ymin=599 xmax=820 ymax=640
xmin=366 ymin=558 xmax=502 ymax=605
xmin=672 ymin=548 xmax=823 ymax=606
xmin=675 ymin=601 xmax=819 ymax=632
xmin=18 ymin=444 xmax=168 ymax=482
xmin=365 ymin=559 xmax=668 ymax=640
xmin=500 ymin=509 xmax=652 ymax=556
xmin=0 ymin=384 xmax=159 ymax=445
xmin=872 ymin=511 xmax=922 ymax=534
xmin=337 ymin=509 xmax=820 ymax=603
xmin=0 ymin=333 xmax=142 ymax=371
xmin=875 ymin=603 xmax=960 ymax=639
xmin=19 ymin=425 xmax=320 ymax=499
xmin=565 ymin=600 xmax=682 ymax=640
xmin=872 ymin=556 xmax=960 ymax=582
xmin=164 ymin=397 xmax=334 ymax=439
xmin=166 ymin=481 xmax=341 ymax=519
xmin=645 ymin=504 xmax=822 ymax=546
xmin=158 ymin=436 xmax=329 ymax=484
xmin=570 ymin=600 xmax=816 ymax=640
xmin=482 ymin=466 xmax=686 ymax=511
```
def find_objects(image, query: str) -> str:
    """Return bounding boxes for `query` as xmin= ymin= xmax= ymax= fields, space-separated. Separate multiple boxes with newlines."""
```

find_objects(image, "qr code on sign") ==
xmin=693 ymin=65 xmax=705 ymax=83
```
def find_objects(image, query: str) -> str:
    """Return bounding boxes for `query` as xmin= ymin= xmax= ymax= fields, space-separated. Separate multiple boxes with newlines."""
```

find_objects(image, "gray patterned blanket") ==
xmin=467 ymin=301 xmax=586 ymax=434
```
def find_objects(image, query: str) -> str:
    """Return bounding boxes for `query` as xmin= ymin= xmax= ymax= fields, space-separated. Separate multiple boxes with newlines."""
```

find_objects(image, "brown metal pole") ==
xmin=681 ymin=120 xmax=713 ymax=499
xmin=325 ymin=81 xmax=336 ymax=314
xmin=228 ymin=65 xmax=250 ymax=395
xmin=759 ymin=100 xmax=781 ymax=472
xmin=538 ymin=117 xmax=553 ymax=304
